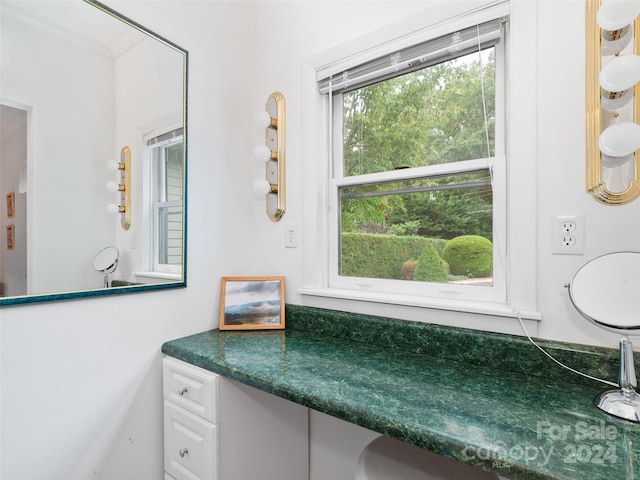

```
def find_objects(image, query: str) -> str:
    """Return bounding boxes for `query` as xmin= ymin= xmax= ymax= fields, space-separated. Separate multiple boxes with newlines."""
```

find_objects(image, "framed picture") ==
xmin=6 ymin=224 xmax=15 ymax=250
xmin=219 ymin=276 xmax=285 ymax=330
xmin=6 ymin=192 xmax=15 ymax=218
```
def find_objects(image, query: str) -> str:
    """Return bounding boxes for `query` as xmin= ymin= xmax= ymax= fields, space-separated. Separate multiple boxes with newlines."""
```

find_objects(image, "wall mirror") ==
xmin=0 ymin=0 xmax=188 ymax=305
xmin=586 ymin=0 xmax=640 ymax=205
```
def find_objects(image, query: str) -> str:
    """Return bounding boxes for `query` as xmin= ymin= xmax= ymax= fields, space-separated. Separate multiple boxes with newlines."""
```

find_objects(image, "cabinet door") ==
xmin=219 ymin=377 xmax=308 ymax=480
xmin=163 ymin=357 xmax=219 ymax=423
xmin=164 ymin=401 xmax=219 ymax=480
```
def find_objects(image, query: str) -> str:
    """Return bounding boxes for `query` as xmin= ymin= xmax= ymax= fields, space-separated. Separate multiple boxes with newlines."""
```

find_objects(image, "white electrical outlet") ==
xmin=552 ymin=214 xmax=584 ymax=255
xmin=285 ymin=221 xmax=299 ymax=248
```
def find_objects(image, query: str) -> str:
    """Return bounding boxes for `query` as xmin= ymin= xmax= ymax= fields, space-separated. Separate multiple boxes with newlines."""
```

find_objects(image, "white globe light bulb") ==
xmin=598 ymin=122 xmax=640 ymax=158
xmin=106 ymin=181 xmax=120 ymax=192
xmin=253 ymin=145 xmax=272 ymax=164
xmin=597 ymin=0 xmax=640 ymax=32
xmin=599 ymin=54 xmax=640 ymax=94
xmin=106 ymin=160 xmax=119 ymax=171
xmin=107 ymin=204 xmax=120 ymax=215
xmin=252 ymin=179 xmax=271 ymax=199
xmin=253 ymin=111 xmax=272 ymax=129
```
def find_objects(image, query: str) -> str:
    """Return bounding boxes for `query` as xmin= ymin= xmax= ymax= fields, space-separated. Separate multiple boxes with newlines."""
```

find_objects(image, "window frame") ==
xmin=329 ymin=159 xmax=507 ymax=303
xmin=142 ymin=127 xmax=184 ymax=277
xmin=299 ymin=0 xmax=541 ymax=322
xmin=327 ymin=37 xmax=506 ymax=304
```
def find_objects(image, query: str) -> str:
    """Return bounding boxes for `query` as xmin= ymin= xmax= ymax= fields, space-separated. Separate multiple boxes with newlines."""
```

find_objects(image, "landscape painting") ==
xmin=219 ymin=276 xmax=285 ymax=330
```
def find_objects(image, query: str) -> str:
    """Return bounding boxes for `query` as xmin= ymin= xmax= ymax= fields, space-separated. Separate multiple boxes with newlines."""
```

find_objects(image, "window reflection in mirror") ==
xmin=146 ymin=129 xmax=184 ymax=277
xmin=0 ymin=0 xmax=187 ymax=304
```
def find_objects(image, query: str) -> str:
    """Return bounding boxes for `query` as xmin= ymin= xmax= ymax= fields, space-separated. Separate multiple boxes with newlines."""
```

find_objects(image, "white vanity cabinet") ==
xmin=163 ymin=356 xmax=220 ymax=480
xmin=163 ymin=356 xmax=309 ymax=480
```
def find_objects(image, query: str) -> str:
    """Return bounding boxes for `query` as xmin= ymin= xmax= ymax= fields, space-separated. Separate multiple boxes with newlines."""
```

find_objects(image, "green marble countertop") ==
xmin=162 ymin=306 xmax=640 ymax=480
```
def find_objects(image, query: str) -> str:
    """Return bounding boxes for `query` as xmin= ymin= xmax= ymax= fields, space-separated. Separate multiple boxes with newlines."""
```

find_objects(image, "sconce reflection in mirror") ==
xmin=567 ymin=252 xmax=640 ymax=422
xmin=253 ymin=92 xmax=286 ymax=221
xmin=106 ymin=146 xmax=131 ymax=230
xmin=586 ymin=0 xmax=640 ymax=205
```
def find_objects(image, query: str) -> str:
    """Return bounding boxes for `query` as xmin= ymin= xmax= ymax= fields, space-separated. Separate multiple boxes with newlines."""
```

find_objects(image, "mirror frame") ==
xmin=585 ymin=0 xmax=640 ymax=205
xmin=0 ymin=0 xmax=188 ymax=306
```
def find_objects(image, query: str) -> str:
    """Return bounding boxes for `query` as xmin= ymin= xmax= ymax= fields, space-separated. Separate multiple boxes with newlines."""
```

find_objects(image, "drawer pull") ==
xmin=179 ymin=447 xmax=189 ymax=458
xmin=178 ymin=386 xmax=188 ymax=396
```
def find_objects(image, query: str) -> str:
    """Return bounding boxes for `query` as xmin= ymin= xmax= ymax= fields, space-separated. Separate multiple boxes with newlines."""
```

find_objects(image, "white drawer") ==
xmin=163 ymin=357 xmax=218 ymax=423
xmin=164 ymin=401 xmax=219 ymax=480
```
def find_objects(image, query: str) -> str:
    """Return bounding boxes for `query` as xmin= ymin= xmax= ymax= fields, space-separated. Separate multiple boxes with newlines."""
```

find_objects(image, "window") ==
xmin=301 ymin=1 xmax=540 ymax=321
xmin=146 ymin=128 xmax=184 ymax=275
xmin=324 ymin=18 xmax=507 ymax=304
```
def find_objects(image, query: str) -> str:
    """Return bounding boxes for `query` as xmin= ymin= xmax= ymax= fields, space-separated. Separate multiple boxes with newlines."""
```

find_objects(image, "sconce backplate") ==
xmin=586 ymin=0 xmax=640 ymax=205
xmin=264 ymin=92 xmax=286 ymax=221
xmin=120 ymin=146 xmax=131 ymax=230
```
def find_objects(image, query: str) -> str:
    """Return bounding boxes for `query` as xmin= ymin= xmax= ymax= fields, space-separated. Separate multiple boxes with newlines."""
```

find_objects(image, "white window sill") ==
xmin=298 ymin=287 xmax=542 ymax=321
xmin=134 ymin=272 xmax=182 ymax=283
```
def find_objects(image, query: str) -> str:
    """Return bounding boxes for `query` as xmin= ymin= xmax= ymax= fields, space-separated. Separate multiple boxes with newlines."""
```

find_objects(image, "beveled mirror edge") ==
xmin=0 ymin=281 xmax=186 ymax=307
xmin=585 ymin=0 xmax=640 ymax=206
xmin=0 ymin=0 xmax=189 ymax=307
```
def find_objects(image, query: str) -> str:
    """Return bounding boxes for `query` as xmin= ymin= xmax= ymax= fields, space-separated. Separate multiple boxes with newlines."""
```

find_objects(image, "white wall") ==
xmin=113 ymin=34 xmax=185 ymax=280
xmin=0 ymin=12 xmax=116 ymax=294
xmin=2 ymin=1 xmax=640 ymax=479
xmin=250 ymin=0 xmax=640 ymax=350
xmin=534 ymin=0 xmax=640 ymax=346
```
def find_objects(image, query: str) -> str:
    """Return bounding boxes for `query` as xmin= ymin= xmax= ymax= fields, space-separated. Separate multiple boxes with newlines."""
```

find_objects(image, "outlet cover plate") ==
xmin=552 ymin=214 xmax=584 ymax=255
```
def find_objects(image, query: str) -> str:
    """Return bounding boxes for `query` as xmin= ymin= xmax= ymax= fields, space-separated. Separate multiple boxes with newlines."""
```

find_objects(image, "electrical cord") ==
xmin=515 ymin=311 xmax=619 ymax=388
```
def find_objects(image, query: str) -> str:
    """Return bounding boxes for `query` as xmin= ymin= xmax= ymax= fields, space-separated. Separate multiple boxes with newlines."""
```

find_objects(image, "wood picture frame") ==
xmin=6 ymin=224 xmax=15 ymax=250
xmin=219 ymin=276 xmax=285 ymax=330
xmin=6 ymin=192 xmax=15 ymax=218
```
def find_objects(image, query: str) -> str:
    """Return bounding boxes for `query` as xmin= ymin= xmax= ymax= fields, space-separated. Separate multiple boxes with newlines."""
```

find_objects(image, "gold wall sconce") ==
xmin=252 ymin=92 xmax=286 ymax=221
xmin=107 ymin=146 xmax=131 ymax=230
xmin=586 ymin=0 xmax=640 ymax=205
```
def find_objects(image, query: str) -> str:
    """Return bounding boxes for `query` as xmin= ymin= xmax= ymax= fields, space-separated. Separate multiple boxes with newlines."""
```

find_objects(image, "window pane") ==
xmin=164 ymin=142 xmax=184 ymax=202
xmin=342 ymin=48 xmax=495 ymax=176
xmin=339 ymin=170 xmax=493 ymax=285
xmin=156 ymin=202 xmax=183 ymax=266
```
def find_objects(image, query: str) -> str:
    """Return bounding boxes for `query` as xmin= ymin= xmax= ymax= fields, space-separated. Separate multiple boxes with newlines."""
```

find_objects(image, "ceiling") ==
xmin=1 ymin=1 xmax=145 ymax=58
xmin=1 ymin=1 xmax=148 ymax=141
